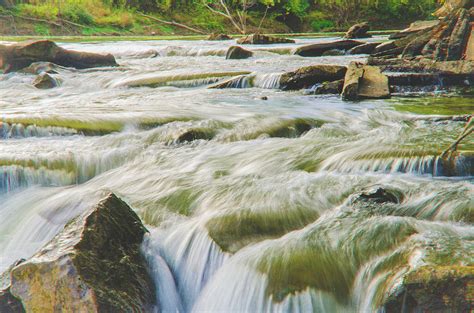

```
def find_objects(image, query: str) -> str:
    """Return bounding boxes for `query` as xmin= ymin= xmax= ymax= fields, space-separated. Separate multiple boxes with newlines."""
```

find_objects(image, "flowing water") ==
xmin=0 ymin=37 xmax=473 ymax=312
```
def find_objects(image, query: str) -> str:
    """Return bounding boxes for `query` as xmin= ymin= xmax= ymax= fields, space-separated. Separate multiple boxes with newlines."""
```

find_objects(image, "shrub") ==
xmin=62 ymin=3 xmax=94 ymax=24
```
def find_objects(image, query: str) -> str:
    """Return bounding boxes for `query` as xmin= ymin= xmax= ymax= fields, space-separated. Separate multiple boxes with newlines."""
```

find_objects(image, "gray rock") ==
xmin=32 ymin=73 xmax=61 ymax=89
xmin=226 ymin=46 xmax=253 ymax=59
xmin=293 ymin=40 xmax=364 ymax=57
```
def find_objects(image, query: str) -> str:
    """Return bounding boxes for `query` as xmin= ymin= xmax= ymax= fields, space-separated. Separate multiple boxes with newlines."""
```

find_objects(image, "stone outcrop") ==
xmin=280 ymin=65 xmax=347 ymax=90
xmin=0 ymin=193 xmax=155 ymax=312
xmin=389 ymin=20 xmax=440 ymax=40
xmin=207 ymin=33 xmax=232 ymax=40
xmin=434 ymin=0 xmax=474 ymax=17
xmin=226 ymin=46 xmax=253 ymax=59
xmin=32 ymin=73 xmax=61 ymax=89
xmin=0 ymin=40 xmax=117 ymax=73
xmin=371 ymin=7 xmax=473 ymax=61
xmin=342 ymin=62 xmax=390 ymax=100
xmin=383 ymin=266 xmax=474 ymax=313
xmin=344 ymin=22 xmax=371 ymax=39
xmin=236 ymin=34 xmax=295 ymax=45
xmin=293 ymin=40 xmax=364 ymax=57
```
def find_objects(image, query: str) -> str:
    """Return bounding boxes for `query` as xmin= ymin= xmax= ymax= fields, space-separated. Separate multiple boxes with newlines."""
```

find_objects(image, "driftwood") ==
xmin=138 ymin=13 xmax=206 ymax=35
xmin=441 ymin=116 xmax=473 ymax=158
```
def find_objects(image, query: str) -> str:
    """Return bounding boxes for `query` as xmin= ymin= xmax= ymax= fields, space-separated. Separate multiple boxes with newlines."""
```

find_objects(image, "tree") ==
xmin=203 ymin=0 xmax=257 ymax=34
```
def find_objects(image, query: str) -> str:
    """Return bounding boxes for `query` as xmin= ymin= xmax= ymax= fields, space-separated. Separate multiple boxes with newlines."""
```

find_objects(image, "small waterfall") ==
xmin=0 ymin=122 xmax=78 ymax=138
xmin=146 ymin=221 xmax=229 ymax=312
xmin=253 ymin=73 xmax=282 ymax=89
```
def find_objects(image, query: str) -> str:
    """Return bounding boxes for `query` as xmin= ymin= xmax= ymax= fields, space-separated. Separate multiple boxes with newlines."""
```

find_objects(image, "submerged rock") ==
xmin=342 ymin=62 xmax=390 ymax=100
xmin=383 ymin=265 xmax=474 ymax=312
xmin=32 ymin=73 xmax=61 ymax=89
xmin=208 ymin=33 xmax=232 ymax=40
xmin=293 ymin=40 xmax=364 ymax=57
xmin=280 ymin=65 xmax=347 ymax=90
xmin=0 ymin=193 xmax=155 ymax=312
xmin=236 ymin=34 xmax=295 ymax=45
xmin=356 ymin=187 xmax=402 ymax=204
xmin=344 ymin=22 xmax=372 ymax=39
xmin=175 ymin=128 xmax=216 ymax=143
xmin=226 ymin=46 xmax=253 ymax=59
xmin=0 ymin=40 xmax=117 ymax=73
xmin=20 ymin=62 xmax=60 ymax=75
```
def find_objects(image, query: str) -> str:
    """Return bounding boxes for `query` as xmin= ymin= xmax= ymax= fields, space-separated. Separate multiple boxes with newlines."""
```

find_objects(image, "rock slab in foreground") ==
xmin=0 ymin=40 xmax=117 ymax=73
xmin=226 ymin=46 xmax=253 ymax=59
xmin=384 ymin=266 xmax=474 ymax=312
xmin=342 ymin=63 xmax=390 ymax=100
xmin=0 ymin=193 xmax=155 ymax=312
xmin=280 ymin=65 xmax=347 ymax=90
xmin=236 ymin=34 xmax=295 ymax=45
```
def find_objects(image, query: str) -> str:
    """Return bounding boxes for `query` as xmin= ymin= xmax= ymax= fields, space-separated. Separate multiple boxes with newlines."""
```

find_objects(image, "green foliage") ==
xmin=310 ymin=19 xmax=335 ymax=32
xmin=17 ymin=3 xmax=58 ymax=20
xmin=34 ymin=24 xmax=50 ymax=35
xmin=284 ymin=0 xmax=309 ymax=17
xmin=62 ymin=3 xmax=94 ymax=24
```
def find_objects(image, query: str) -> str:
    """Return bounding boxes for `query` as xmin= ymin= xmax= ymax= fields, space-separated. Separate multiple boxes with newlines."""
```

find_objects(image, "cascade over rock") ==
xmin=0 ymin=40 xmax=117 ymax=73
xmin=0 ymin=193 xmax=155 ymax=312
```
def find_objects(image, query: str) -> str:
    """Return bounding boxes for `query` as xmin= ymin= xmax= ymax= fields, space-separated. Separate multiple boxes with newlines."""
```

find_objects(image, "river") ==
xmin=0 ymin=37 xmax=472 ymax=312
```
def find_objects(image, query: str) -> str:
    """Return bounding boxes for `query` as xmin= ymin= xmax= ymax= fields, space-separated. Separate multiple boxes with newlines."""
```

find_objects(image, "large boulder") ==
xmin=313 ymin=79 xmax=344 ymax=95
xmin=226 ymin=46 xmax=253 ymax=59
xmin=0 ymin=40 xmax=117 ymax=73
xmin=280 ymin=65 xmax=347 ymax=90
xmin=0 ymin=193 xmax=156 ymax=312
xmin=342 ymin=62 xmax=390 ymax=100
xmin=236 ymin=34 xmax=295 ymax=45
xmin=383 ymin=266 xmax=474 ymax=312
xmin=293 ymin=40 xmax=364 ymax=57
xmin=344 ymin=22 xmax=371 ymax=39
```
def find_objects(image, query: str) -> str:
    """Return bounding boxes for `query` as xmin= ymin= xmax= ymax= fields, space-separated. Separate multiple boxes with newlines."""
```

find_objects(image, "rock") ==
xmin=383 ymin=265 xmax=474 ymax=312
xmin=387 ymin=72 xmax=473 ymax=87
xmin=208 ymin=75 xmax=251 ymax=89
xmin=32 ymin=73 xmax=61 ymax=89
xmin=0 ymin=289 xmax=24 ymax=313
xmin=20 ymin=62 xmax=60 ymax=75
xmin=175 ymin=128 xmax=215 ymax=143
xmin=356 ymin=187 xmax=402 ymax=204
xmin=344 ymin=22 xmax=371 ymax=39
xmin=434 ymin=0 xmax=474 ymax=17
xmin=280 ymin=65 xmax=347 ymax=90
xmin=465 ymin=22 xmax=474 ymax=60
xmin=313 ymin=79 xmax=344 ymax=95
xmin=0 ymin=193 xmax=155 ymax=312
xmin=236 ymin=34 xmax=295 ymax=45
xmin=226 ymin=46 xmax=253 ymax=59
xmin=389 ymin=20 xmax=440 ymax=40
xmin=293 ymin=40 xmax=364 ymax=57
xmin=208 ymin=33 xmax=232 ymax=40
xmin=342 ymin=62 xmax=390 ymax=100
xmin=0 ymin=40 xmax=118 ymax=73
xmin=321 ymin=49 xmax=345 ymax=56
xmin=347 ymin=42 xmax=381 ymax=55
xmin=260 ymin=96 xmax=268 ymax=100
xmin=368 ymin=57 xmax=474 ymax=76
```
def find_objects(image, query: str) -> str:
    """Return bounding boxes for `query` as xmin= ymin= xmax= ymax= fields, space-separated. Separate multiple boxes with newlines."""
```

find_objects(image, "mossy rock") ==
xmin=2 ymin=193 xmax=156 ymax=312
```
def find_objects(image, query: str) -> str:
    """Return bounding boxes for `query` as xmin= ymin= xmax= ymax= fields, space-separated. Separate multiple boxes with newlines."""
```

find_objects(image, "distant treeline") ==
xmin=0 ymin=0 xmax=441 ymax=35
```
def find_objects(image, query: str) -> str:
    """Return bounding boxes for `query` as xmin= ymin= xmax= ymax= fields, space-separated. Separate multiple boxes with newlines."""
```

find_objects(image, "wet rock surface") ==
xmin=226 ymin=46 xmax=253 ymax=59
xmin=236 ymin=34 xmax=295 ymax=45
xmin=342 ymin=62 xmax=390 ymax=100
xmin=0 ymin=193 xmax=155 ymax=313
xmin=0 ymin=40 xmax=117 ymax=73
xmin=384 ymin=266 xmax=474 ymax=313
xmin=280 ymin=65 xmax=347 ymax=90
xmin=347 ymin=42 xmax=381 ymax=55
xmin=313 ymin=79 xmax=344 ymax=95
xmin=293 ymin=40 xmax=364 ymax=57
xmin=32 ymin=73 xmax=61 ymax=89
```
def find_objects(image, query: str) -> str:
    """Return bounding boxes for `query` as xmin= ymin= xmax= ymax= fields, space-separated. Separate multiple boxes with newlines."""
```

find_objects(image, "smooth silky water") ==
xmin=0 ymin=37 xmax=472 ymax=312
